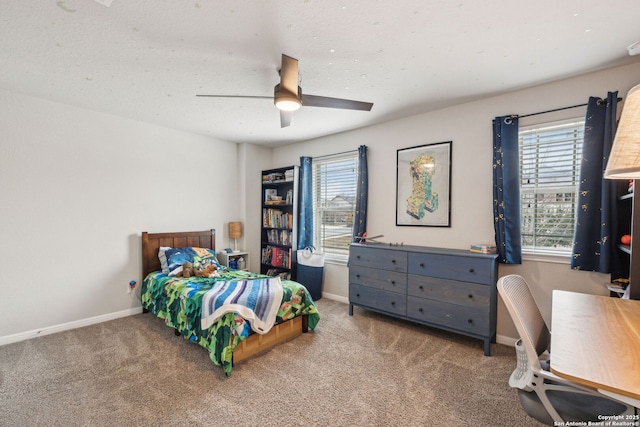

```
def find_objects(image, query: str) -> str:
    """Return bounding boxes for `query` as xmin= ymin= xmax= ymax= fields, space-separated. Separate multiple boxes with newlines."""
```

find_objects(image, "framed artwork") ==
xmin=396 ymin=141 xmax=452 ymax=227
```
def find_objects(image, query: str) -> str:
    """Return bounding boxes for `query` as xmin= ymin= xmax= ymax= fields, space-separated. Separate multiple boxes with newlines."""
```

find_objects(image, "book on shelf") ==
xmin=263 ymin=170 xmax=294 ymax=183
xmin=261 ymin=245 xmax=291 ymax=268
xmin=264 ymin=189 xmax=277 ymax=201
xmin=262 ymin=172 xmax=286 ymax=183
xmin=266 ymin=229 xmax=290 ymax=246
xmin=470 ymin=244 xmax=497 ymax=254
xmin=262 ymin=208 xmax=293 ymax=229
xmin=265 ymin=269 xmax=291 ymax=280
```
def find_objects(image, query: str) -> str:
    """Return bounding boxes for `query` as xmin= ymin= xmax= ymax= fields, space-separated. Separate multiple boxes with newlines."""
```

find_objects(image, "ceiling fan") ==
xmin=197 ymin=54 xmax=374 ymax=128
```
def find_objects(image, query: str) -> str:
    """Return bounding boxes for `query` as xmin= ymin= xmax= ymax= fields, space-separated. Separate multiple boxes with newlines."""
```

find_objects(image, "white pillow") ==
xmin=158 ymin=246 xmax=172 ymax=273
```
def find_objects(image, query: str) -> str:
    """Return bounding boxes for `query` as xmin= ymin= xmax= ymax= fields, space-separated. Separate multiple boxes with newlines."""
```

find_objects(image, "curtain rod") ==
xmin=518 ymin=102 xmax=587 ymax=119
xmin=516 ymin=97 xmax=622 ymax=119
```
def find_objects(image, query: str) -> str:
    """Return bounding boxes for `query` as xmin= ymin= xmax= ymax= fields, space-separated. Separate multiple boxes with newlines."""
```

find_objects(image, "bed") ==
xmin=141 ymin=229 xmax=319 ymax=376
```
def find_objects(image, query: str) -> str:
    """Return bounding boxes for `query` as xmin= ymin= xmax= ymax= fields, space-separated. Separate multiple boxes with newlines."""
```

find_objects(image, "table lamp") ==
xmin=229 ymin=221 xmax=242 ymax=252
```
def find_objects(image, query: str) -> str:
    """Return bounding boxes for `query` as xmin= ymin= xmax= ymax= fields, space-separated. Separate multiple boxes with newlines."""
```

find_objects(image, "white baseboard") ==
xmin=0 ymin=307 xmax=143 ymax=346
xmin=320 ymin=292 xmax=349 ymax=304
xmin=496 ymin=334 xmax=518 ymax=347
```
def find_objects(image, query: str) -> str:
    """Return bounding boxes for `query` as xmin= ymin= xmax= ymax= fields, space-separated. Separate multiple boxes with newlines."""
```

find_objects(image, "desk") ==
xmin=550 ymin=290 xmax=640 ymax=403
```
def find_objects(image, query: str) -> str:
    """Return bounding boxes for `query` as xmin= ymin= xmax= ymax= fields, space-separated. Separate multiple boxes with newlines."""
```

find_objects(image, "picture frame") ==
xmin=396 ymin=141 xmax=452 ymax=227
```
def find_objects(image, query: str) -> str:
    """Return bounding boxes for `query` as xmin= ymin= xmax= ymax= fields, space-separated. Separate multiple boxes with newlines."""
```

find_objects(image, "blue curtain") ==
xmin=493 ymin=115 xmax=522 ymax=264
xmin=571 ymin=92 xmax=618 ymax=272
xmin=298 ymin=156 xmax=313 ymax=249
xmin=352 ymin=145 xmax=368 ymax=242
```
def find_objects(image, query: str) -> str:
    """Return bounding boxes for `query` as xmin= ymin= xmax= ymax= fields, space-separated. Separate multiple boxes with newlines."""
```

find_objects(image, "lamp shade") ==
xmin=604 ymin=83 xmax=640 ymax=179
xmin=229 ymin=222 xmax=242 ymax=239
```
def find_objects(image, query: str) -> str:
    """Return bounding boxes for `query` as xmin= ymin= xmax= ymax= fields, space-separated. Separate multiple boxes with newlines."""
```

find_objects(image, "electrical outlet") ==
xmin=128 ymin=280 xmax=136 ymax=294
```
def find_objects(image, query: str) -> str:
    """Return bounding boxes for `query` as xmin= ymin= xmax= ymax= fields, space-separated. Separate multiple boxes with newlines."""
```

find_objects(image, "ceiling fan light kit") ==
xmin=197 ymin=54 xmax=373 ymax=128
xmin=274 ymin=84 xmax=301 ymax=111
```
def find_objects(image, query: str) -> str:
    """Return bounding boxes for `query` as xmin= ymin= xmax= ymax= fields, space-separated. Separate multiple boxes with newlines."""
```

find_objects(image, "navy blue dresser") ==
xmin=348 ymin=243 xmax=498 ymax=355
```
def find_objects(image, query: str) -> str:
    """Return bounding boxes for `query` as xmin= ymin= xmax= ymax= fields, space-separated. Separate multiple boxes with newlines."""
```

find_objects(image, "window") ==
xmin=312 ymin=151 xmax=358 ymax=263
xmin=519 ymin=119 xmax=584 ymax=256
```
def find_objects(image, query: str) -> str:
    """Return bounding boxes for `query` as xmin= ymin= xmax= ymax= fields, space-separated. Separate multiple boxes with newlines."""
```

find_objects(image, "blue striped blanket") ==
xmin=200 ymin=277 xmax=283 ymax=334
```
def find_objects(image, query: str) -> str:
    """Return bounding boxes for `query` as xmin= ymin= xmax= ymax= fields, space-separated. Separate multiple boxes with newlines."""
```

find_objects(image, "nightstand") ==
xmin=218 ymin=251 xmax=250 ymax=271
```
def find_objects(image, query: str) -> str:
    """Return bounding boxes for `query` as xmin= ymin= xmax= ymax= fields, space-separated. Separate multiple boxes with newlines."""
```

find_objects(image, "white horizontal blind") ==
xmin=312 ymin=151 xmax=358 ymax=263
xmin=519 ymin=120 xmax=584 ymax=255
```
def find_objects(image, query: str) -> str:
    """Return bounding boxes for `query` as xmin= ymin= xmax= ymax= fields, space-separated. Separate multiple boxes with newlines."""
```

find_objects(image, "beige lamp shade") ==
xmin=229 ymin=222 xmax=242 ymax=239
xmin=605 ymin=83 xmax=640 ymax=179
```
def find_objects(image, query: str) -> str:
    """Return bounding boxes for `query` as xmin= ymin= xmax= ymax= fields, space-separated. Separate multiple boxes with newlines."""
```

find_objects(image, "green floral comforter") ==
xmin=141 ymin=269 xmax=319 ymax=376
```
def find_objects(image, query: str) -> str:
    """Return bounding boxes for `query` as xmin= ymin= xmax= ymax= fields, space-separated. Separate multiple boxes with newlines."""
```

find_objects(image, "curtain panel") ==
xmin=298 ymin=156 xmax=313 ymax=249
xmin=571 ymin=92 xmax=619 ymax=272
xmin=493 ymin=115 xmax=522 ymax=264
xmin=352 ymin=145 xmax=368 ymax=242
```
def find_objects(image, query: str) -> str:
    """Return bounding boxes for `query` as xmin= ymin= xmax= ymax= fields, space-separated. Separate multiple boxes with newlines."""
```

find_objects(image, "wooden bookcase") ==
xmin=260 ymin=166 xmax=298 ymax=279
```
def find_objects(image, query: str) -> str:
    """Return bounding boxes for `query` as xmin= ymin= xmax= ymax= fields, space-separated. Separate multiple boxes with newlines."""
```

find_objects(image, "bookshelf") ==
xmin=261 ymin=166 xmax=299 ymax=279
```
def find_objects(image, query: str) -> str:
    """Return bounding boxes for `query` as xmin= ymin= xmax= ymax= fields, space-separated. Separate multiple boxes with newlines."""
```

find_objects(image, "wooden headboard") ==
xmin=141 ymin=229 xmax=216 ymax=278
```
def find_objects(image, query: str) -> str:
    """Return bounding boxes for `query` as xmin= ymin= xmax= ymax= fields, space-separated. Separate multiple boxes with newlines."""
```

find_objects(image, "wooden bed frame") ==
xmin=141 ymin=229 xmax=308 ymax=366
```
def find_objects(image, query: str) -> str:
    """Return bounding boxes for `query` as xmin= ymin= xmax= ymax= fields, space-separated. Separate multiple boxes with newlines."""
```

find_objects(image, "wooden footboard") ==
xmin=233 ymin=315 xmax=309 ymax=364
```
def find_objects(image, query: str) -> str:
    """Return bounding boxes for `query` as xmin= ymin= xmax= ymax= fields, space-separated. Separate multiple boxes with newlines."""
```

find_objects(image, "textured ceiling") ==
xmin=1 ymin=0 xmax=640 ymax=146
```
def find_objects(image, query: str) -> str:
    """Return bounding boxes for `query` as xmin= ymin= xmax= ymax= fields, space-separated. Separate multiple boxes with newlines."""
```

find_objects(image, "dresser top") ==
xmin=350 ymin=243 xmax=499 ymax=260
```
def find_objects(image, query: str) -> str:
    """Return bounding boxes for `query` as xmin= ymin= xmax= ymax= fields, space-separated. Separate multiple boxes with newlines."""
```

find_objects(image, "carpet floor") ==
xmin=0 ymin=298 xmax=544 ymax=426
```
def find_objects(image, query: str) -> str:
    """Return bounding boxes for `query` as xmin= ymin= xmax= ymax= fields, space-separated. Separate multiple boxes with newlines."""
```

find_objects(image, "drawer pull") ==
xmin=391 ymin=259 xmax=396 ymax=264
xmin=468 ymin=294 xmax=473 ymax=299
xmin=418 ymin=307 xmax=424 ymax=313
xmin=357 ymin=255 xmax=361 ymax=259
xmin=419 ymin=285 xmax=424 ymax=290
xmin=356 ymin=274 xmax=360 ymax=278
xmin=356 ymin=293 xmax=360 ymax=297
xmin=467 ymin=318 xmax=473 ymax=324
xmin=469 ymin=268 xmax=475 ymax=273
xmin=391 ymin=301 xmax=396 ymax=306
xmin=419 ymin=262 xmax=425 ymax=267
xmin=391 ymin=280 xmax=396 ymax=285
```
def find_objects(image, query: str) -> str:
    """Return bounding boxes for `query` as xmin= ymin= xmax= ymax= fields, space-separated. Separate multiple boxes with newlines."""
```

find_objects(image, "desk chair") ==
xmin=497 ymin=274 xmax=634 ymax=425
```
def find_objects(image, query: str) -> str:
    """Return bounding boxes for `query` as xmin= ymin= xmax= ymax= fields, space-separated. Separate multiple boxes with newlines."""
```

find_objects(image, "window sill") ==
xmin=324 ymin=256 xmax=348 ymax=267
xmin=521 ymin=252 xmax=571 ymax=265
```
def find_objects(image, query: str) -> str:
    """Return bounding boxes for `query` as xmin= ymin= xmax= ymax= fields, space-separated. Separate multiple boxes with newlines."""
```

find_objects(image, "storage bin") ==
xmin=297 ymin=248 xmax=324 ymax=300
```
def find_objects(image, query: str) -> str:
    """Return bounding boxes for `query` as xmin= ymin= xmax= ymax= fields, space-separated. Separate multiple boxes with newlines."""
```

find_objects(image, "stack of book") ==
xmin=261 ymin=245 xmax=291 ymax=268
xmin=262 ymin=208 xmax=293 ymax=229
xmin=266 ymin=229 xmax=291 ymax=246
xmin=470 ymin=244 xmax=497 ymax=254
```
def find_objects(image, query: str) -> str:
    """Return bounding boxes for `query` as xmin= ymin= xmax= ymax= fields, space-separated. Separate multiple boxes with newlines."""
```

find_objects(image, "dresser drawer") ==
xmin=408 ymin=253 xmax=494 ymax=285
xmin=407 ymin=275 xmax=490 ymax=308
xmin=350 ymin=283 xmax=407 ymax=316
xmin=350 ymin=267 xmax=407 ymax=294
xmin=350 ymin=245 xmax=407 ymax=273
xmin=407 ymin=296 xmax=490 ymax=335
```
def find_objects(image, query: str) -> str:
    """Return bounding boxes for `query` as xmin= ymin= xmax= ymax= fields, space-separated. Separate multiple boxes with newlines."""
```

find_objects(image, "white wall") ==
xmin=0 ymin=90 xmax=239 ymax=339
xmin=265 ymin=61 xmax=640 ymax=341
xmin=238 ymin=143 xmax=274 ymax=272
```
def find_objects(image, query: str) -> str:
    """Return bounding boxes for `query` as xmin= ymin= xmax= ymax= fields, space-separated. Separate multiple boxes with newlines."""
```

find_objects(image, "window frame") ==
xmin=311 ymin=151 xmax=359 ymax=265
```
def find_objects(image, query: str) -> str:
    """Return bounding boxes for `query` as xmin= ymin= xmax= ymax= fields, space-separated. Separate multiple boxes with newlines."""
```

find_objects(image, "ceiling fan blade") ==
xmin=280 ymin=111 xmax=293 ymax=128
xmin=280 ymin=54 xmax=299 ymax=96
xmin=301 ymin=94 xmax=373 ymax=111
xmin=196 ymin=95 xmax=272 ymax=100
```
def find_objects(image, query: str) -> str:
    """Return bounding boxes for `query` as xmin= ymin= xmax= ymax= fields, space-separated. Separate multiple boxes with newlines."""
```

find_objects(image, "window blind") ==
xmin=519 ymin=120 xmax=584 ymax=254
xmin=312 ymin=151 xmax=358 ymax=262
